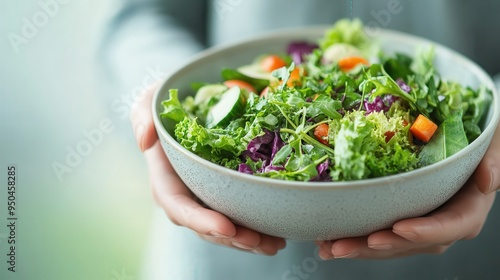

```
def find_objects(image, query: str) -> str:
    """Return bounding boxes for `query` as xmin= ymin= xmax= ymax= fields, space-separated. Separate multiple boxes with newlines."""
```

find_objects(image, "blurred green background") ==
xmin=0 ymin=1 xmax=153 ymax=279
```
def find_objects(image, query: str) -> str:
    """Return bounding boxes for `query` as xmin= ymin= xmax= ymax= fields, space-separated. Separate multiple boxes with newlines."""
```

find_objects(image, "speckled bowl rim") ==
xmin=153 ymin=26 xmax=500 ymax=191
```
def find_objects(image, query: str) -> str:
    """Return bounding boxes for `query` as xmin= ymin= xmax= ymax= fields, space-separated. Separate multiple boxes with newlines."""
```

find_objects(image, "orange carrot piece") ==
xmin=287 ymin=67 xmax=301 ymax=87
xmin=261 ymin=55 xmax=287 ymax=72
xmin=409 ymin=114 xmax=438 ymax=143
xmin=314 ymin=123 xmax=330 ymax=145
xmin=338 ymin=56 xmax=369 ymax=72
xmin=223 ymin=80 xmax=256 ymax=94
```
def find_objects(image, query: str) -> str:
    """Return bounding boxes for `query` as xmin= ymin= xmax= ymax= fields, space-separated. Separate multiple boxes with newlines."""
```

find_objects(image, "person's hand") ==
xmin=130 ymin=86 xmax=286 ymax=255
xmin=316 ymin=125 xmax=500 ymax=260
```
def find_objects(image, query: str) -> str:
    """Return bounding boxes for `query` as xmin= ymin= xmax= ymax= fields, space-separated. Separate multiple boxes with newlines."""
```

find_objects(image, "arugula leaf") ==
xmin=272 ymin=63 xmax=296 ymax=91
xmin=411 ymin=45 xmax=439 ymax=83
xmin=466 ymin=85 xmax=492 ymax=128
xmin=307 ymin=94 xmax=342 ymax=120
xmin=360 ymin=64 xmax=438 ymax=119
xmin=418 ymin=111 xmax=468 ymax=166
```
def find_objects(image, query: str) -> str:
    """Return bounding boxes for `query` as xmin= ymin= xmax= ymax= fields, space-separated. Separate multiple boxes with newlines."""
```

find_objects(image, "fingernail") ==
xmin=368 ymin=243 xmax=394 ymax=250
xmin=208 ymin=231 xmax=230 ymax=239
xmin=318 ymin=250 xmax=333 ymax=260
xmin=393 ymin=230 xmax=418 ymax=241
xmin=231 ymin=241 xmax=255 ymax=250
xmin=251 ymin=248 xmax=266 ymax=255
xmin=333 ymin=252 xmax=359 ymax=259
xmin=487 ymin=166 xmax=498 ymax=194
xmin=134 ymin=124 xmax=145 ymax=152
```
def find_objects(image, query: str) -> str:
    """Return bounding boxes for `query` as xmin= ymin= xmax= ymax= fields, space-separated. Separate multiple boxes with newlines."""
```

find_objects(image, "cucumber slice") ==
xmin=206 ymin=86 xmax=246 ymax=128
xmin=237 ymin=64 xmax=274 ymax=81
xmin=194 ymin=84 xmax=228 ymax=106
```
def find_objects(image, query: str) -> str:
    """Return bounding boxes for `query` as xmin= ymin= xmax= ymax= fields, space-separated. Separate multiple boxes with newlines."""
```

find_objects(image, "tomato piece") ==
xmin=314 ymin=123 xmax=330 ymax=145
xmin=223 ymin=80 xmax=257 ymax=94
xmin=261 ymin=55 xmax=287 ymax=72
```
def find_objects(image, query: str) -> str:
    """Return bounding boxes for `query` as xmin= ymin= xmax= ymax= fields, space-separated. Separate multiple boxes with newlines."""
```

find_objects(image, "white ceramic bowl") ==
xmin=152 ymin=26 xmax=500 ymax=241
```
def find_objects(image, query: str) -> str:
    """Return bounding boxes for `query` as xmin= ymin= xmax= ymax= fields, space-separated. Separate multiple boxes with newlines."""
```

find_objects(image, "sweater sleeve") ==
xmin=99 ymin=0 xmax=208 ymax=92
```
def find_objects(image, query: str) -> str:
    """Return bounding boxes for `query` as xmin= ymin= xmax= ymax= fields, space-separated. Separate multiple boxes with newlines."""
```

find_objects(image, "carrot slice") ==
xmin=338 ymin=56 xmax=369 ymax=72
xmin=223 ymin=80 xmax=256 ymax=94
xmin=261 ymin=55 xmax=287 ymax=72
xmin=287 ymin=68 xmax=301 ymax=87
xmin=314 ymin=123 xmax=330 ymax=145
xmin=409 ymin=114 xmax=438 ymax=143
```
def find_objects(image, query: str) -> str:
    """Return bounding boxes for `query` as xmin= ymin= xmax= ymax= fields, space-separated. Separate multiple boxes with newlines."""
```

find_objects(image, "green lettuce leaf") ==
xmin=160 ymin=89 xmax=187 ymax=122
xmin=319 ymin=18 xmax=369 ymax=50
xmin=331 ymin=110 xmax=418 ymax=180
xmin=174 ymin=117 xmax=246 ymax=169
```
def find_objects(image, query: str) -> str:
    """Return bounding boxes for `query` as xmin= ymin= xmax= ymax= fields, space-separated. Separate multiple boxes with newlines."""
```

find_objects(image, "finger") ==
xmin=329 ymin=237 xmax=365 ymax=259
xmin=130 ymin=86 xmax=158 ymax=152
xmin=145 ymin=141 xmax=236 ymax=238
xmin=229 ymin=225 xmax=286 ymax=255
xmin=198 ymin=226 xmax=286 ymax=255
xmin=315 ymin=240 xmax=334 ymax=260
xmin=474 ymin=124 xmax=500 ymax=194
xmin=330 ymin=233 xmax=451 ymax=259
xmin=256 ymin=234 xmax=287 ymax=255
xmin=392 ymin=180 xmax=495 ymax=244
xmin=368 ymin=230 xmax=454 ymax=252
xmin=229 ymin=225 xmax=262 ymax=250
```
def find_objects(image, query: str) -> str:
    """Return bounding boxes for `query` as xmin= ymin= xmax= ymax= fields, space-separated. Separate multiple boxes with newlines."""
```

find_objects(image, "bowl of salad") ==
xmin=153 ymin=19 xmax=499 ymax=241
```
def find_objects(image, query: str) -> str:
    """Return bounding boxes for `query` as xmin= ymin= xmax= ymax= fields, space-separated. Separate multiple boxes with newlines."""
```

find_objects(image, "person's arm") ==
xmin=100 ymin=0 xmax=207 ymax=92
xmin=102 ymin=0 xmax=287 ymax=255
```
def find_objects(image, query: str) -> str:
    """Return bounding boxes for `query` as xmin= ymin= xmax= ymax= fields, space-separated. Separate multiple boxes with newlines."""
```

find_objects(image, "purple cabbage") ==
xmin=241 ymin=129 xmax=274 ymax=161
xmin=239 ymin=129 xmax=286 ymax=174
xmin=364 ymin=94 xmax=399 ymax=114
xmin=287 ymin=41 xmax=319 ymax=64
xmin=261 ymin=165 xmax=285 ymax=173
xmin=310 ymin=159 xmax=332 ymax=182
xmin=396 ymin=78 xmax=411 ymax=93
xmin=271 ymin=130 xmax=285 ymax=159
xmin=238 ymin=163 xmax=254 ymax=175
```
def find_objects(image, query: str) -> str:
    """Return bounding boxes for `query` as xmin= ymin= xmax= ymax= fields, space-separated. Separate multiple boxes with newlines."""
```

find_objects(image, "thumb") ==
xmin=474 ymin=123 xmax=500 ymax=194
xmin=130 ymin=86 xmax=160 ymax=152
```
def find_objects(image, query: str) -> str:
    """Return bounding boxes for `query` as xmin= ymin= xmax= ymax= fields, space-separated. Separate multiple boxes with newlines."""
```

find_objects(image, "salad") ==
xmin=161 ymin=19 xmax=492 ymax=182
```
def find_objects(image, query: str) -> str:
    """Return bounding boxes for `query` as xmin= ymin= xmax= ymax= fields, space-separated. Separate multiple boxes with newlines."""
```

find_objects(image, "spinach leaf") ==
xmin=382 ymin=53 xmax=414 ymax=80
xmin=418 ymin=111 xmax=468 ymax=166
